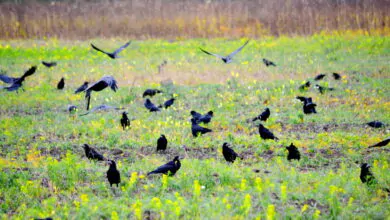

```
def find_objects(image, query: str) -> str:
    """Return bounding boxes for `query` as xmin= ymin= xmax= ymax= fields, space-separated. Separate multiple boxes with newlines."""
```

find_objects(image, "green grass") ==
xmin=0 ymin=34 xmax=389 ymax=219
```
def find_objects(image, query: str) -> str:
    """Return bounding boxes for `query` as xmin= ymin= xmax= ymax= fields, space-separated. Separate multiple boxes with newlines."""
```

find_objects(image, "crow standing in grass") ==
xmin=75 ymin=82 xmax=89 ymax=94
xmin=191 ymin=110 xmax=214 ymax=124
xmin=286 ymin=143 xmax=301 ymax=161
xmin=262 ymin=58 xmax=276 ymax=67
xmin=252 ymin=107 xmax=270 ymax=122
xmin=143 ymin=89 xmax=162 ymax=97
xmin=41 ymin=61 xmax=57 ymax=68
xmin=296 ymin=96 xmax=317 ymax=114
xmin=368 ymin=138 xmax=390 ymax=148
xmin=120 ymin=112 xmax=130 ymax=130
xmin=222 ymin=142 xmax=241 ymax=163
xmin=147 ymin=156 xmax=181 ymax=176
xmin=258 ymin=124 xmax=278 ymax=140
xmin=84 ymin=75 xmax=118 ymax=110
xmin=1 ymin=66 xmax=37 ymax=91
xmin=91 ymin=41 xmax=131 ymax=59
xmin=299 ymin=81 xmax=311 ymax=91
xmin=68 ymin=105 xmax=77 ymax=114
xmin=314 ymin=74 xmax=326 ymax=81
xmin=191 ymin=118 xmax=212 ymax=137
xmin=107 ymin=160 xmax=121 ymax=187
xmin=57 ymin=77 xmax=65 ymax=90
xmin=144 ymin=99 xmax=161 ymax=112
xmin=200 ymin=40 xmax=249 ymax=63
xmin=332 ymin=72 xmax=341 ymax=80
xmin=157 ymin=134 xmax=168 ymax=151
xmin=82 ymin=144 xmax=105 ymax=161
xmin=162 ymin=98 xmax=175 ymax=109
xmin=360 ymin=163 xmax=376 ymax=185
xmin=367 ymin=121 xmax=385 ymax=128
xmin=315 ymin=84 xmax=334 ymax=94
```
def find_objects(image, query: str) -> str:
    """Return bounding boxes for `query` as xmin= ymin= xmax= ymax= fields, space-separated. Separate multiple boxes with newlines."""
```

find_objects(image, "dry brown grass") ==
xmin=0 ymin=0 xmax=389 ymax=39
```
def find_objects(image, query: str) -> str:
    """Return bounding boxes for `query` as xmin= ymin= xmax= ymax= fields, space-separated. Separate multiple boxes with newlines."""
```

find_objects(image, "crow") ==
xmin=191 ymin=118 xmax=212 ymax=137
xmin=367 ymin=121 xmax=385 ymax=128
xmin=157 ymin=134 xmax=168 ymax=151
xmin=368 ymin=138 xmax=390 ymax=148
xmin=144 ymin=99 xmax=161 ymax=112
xmin=162 ymin=98 xmax=175 ymax=109
xmin=298 ymin=81 xmax=311 ymax=91
xmin=360 ymin=163 xmax=376 ymax=185
xmin=286 ymin=143 xmax=300 ymax=161
xmin=82 ymin=144 xmax=105 ymax=161
xmin=120 ymin=112 xmax=130 ymax=130
xmin=75 ymin=82 xmax=89 ymax=94
xmin=107 ymin=160 xmax=121 ymax=187
xmin=314 ymin=74 xmax=326 ymax=81
xmin=2 ymin=66 xmax=37 ymax=92
xmin=296 ymin=96 xmax=317 ymax=114
xmin=34 ymin=218 xmax=53 ymax=220
xmin=315 ymin=84 xmax=334 ymax=94
xmin=222 ymin=142 xmax=241 ymax=163
xmin=262 ymin=58 xmax=276 ymax=67
xmin=142 ymin=89 xmax=162 ymax=98
xmin=258 ymin=124 xmax=278 ymax=140
xmin=57 ymin=77 xmax=65 ymax=90
xmin=84 ymin=75 xmax=118 ymax=110
xmin=147 ymin=156 xmax=181 ymax=176
xmin=332 ymin=72 xmax=341 ymax=80
xmin=91 ymin=41 xmax=131 ymax=59
xmin=252 ymin=107 xmax=270 ymax=122
xmin=41 ymin=61 xmax=57 ymax=68
xmin=80 ymin=104 xmax=123 ymax=116
xmin=200 ymin=40 xmax=249 ymax=63
xmin=191 ymin=110 xmax=213 ymax=124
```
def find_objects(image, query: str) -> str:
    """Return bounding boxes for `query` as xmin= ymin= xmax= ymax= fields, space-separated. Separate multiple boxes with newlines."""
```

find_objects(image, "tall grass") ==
xmin=0 ymin=0 xmax=388 ymax=39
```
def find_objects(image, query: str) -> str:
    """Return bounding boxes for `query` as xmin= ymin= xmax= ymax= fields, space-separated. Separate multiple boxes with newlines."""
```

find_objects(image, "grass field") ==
xmin=0 ymin=34 xmax=389 ymax=219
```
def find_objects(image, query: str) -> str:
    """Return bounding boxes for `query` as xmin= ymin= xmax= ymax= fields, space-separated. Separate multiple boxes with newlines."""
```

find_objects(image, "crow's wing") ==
xmin=0 ymin=74 xmax=16 ymax=84
xmin=227 ymin=40 xmax=249 ymax=58
xmin=113 ymin=41 xmax=131 ymax=55
xmin=91 ymin=43 xmax=110 ymax=55
xmin=199 ymin=48 xmax=224 ymax=59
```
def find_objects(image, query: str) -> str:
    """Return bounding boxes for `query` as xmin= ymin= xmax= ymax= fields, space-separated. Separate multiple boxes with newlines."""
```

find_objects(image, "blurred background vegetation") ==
xmin=0 ymin=0 xmax=388 ymax=39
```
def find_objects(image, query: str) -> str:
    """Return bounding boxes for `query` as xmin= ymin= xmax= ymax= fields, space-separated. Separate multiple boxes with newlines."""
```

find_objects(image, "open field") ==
xmin=0 ymin=34 xmax=390 ymax=219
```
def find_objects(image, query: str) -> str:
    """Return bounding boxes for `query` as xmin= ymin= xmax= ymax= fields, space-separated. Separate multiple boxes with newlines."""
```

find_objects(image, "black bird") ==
xmin=286 ymin=143 xmax=301 ymax=161
xmin=298 ymin=81 xmax=311 ymax=91
xmin=80 ymin=104 xmax=124 ymax=116
xmin=200 ymin=40 xmax=249 ymax=63
xmin=82 ymin=144 xmax=105 ymax=161
xmin=147 ymin=156 xmax=181 ymax=176
xmin=34 ymin=218 xmax=53 ymax=220
xmin=296 ymin=96 xmax=317 ymax=114
xmin=143 ymin=89 xmax=162 ymax=97
xmin=332 ymin=72 xmax=341 ymax=80
xmin=315 ymin=84 xmax=334 ymax=94
xmin=192 ymin=111 xmax=214 ymax=124
xmin=84 ymin=75 xmax=118 ymax=110
xmin=258 ymin=124 xmax=278 ymax=140
xmin=41 ymin=61 xmax=57 ymax=68
xmin=368 ymin=138 xmax=390 ymax=148
xmin=120 ymin=111 xmax=130 ymax=130
xmin=252 ymin=107 xmax=270 ymax=122
xmin=157 ymin=134 xmax=168 ymax=151
xmin=360 ymin=163 xmax=376 ymax=185
xmin=191 ymin=118 xmax=212 ymax=137
xmin=67 ymin=105 xmax=77 ymax=114
xmin=162 ymin=98 xmax=175 ymax=109
xmin=107 ymin=160 xmax=121 ymax=187
xmin=222 ymin=142 xmax=241 ymax=163
xmin=2 ymin=66 xmax=37 ymax=91
xmin=75 ymin=82 xmax=89 ymax=94
xmin=262 ymin=58 xmax=276 ymax=67
xmin=314 ymin=74 xmax=326 ymax=81
xmin=367 ymin=121 xmax=385 ymax=128
xmin=57 ymin=77 xmax=65 ymax=90
xmin=91 ymin=41 xmax=131 ymax=59
xmin=144 ymin=99 xmax=161 ymax=112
